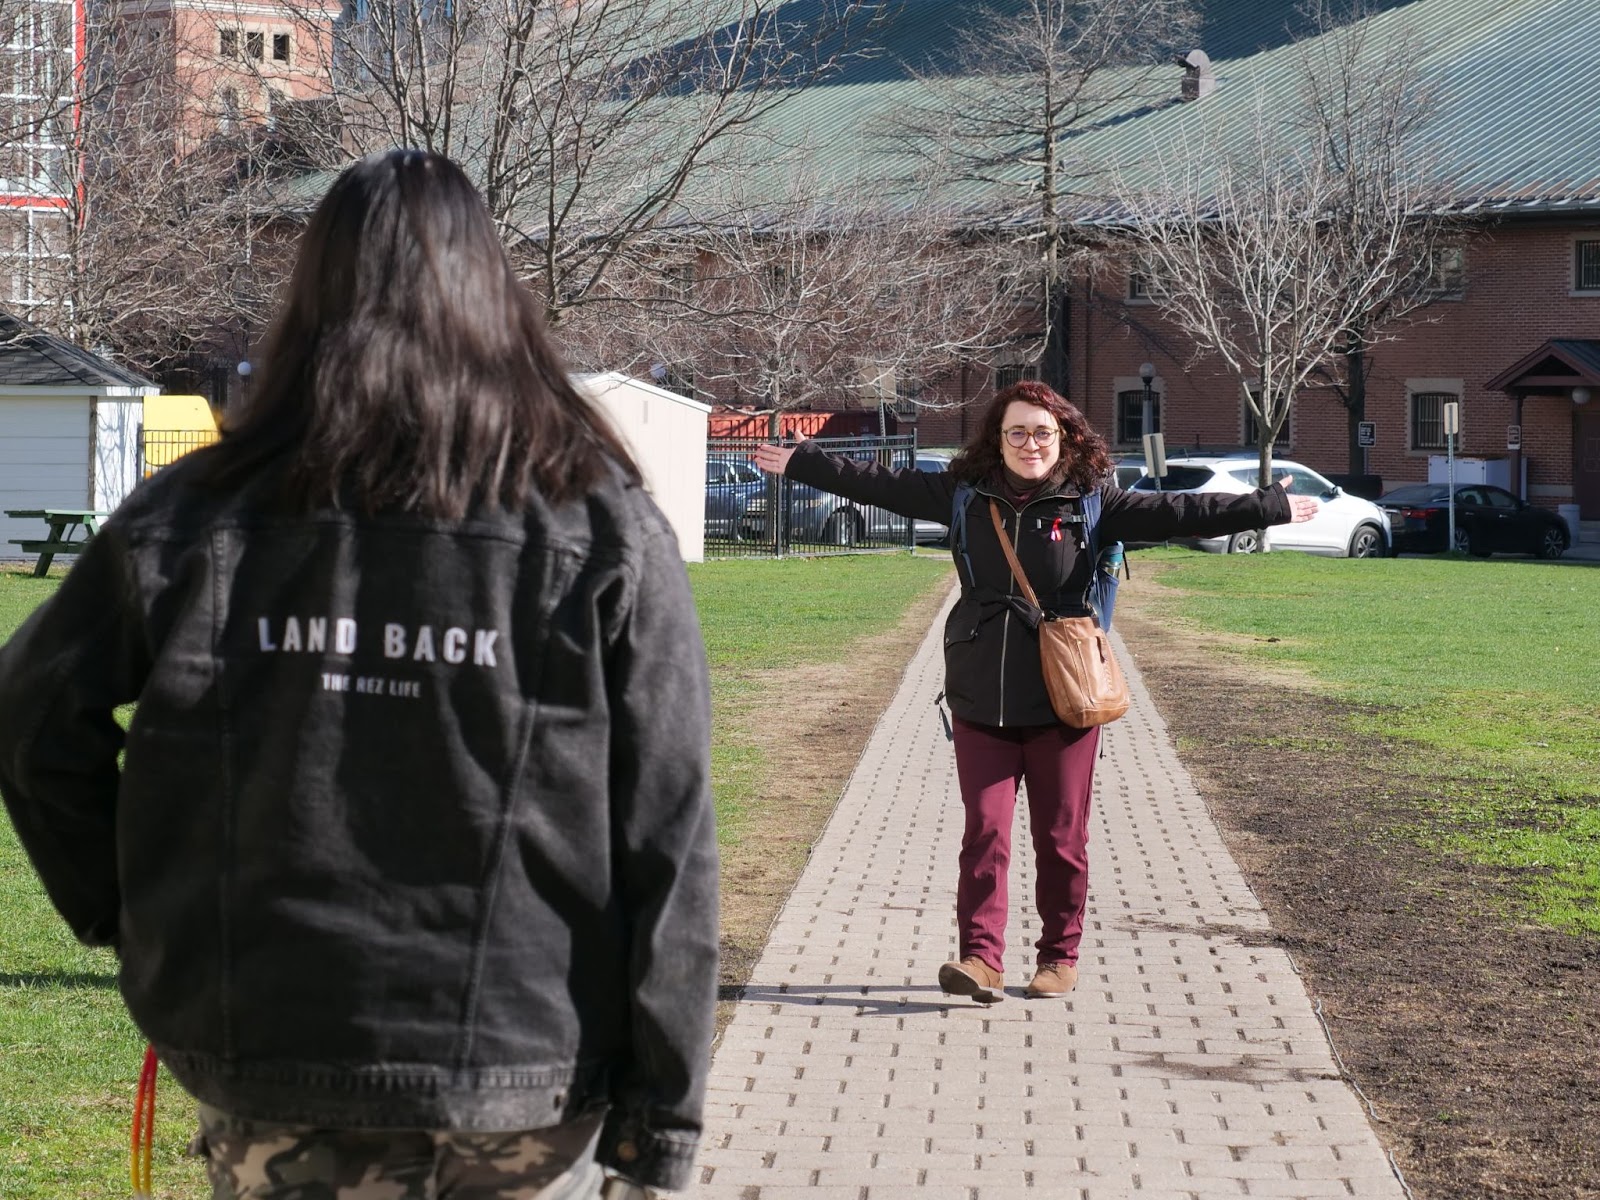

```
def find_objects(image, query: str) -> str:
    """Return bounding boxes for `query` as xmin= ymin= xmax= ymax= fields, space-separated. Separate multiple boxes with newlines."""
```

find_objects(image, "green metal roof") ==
xmin=660 ymin=0 xmax=1600 ymax=230
xmin=271 ymin=0 xmax=1600 ymax=227
xmin=1064 ymin=0 xmax=1600 ymax=218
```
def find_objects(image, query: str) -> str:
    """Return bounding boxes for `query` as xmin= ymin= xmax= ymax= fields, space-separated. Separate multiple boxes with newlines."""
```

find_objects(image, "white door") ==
xmin=0 ymin=396 xmax=92 ymax=559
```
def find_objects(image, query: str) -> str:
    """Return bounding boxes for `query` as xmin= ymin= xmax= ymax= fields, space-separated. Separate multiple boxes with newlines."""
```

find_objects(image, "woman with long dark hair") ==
xmin=756 ymin=381 xmax=1314 ymax=1003
xmin=0 ymin=150 xmax=717 ymax=1197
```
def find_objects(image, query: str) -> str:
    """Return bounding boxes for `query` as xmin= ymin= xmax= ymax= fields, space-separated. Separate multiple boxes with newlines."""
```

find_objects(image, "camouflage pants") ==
xmin=190 ymin=1104 xmax=607 ymax=1199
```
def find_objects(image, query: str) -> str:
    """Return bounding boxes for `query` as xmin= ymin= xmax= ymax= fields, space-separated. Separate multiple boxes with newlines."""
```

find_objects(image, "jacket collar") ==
xmin=972 ymin=475 xmax=1085 ymax=511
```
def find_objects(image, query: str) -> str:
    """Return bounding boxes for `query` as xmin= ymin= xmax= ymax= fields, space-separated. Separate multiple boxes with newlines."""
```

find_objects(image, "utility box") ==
xmin=1427 ymin=455 xmax=1528 ymax=496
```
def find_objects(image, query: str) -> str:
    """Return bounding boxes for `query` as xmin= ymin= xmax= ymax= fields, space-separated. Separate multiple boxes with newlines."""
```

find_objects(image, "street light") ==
xmin=1138 ymin=361 xmax=1155 ymax=440
xmin=236 ymin=360 xmax=252 ymax=406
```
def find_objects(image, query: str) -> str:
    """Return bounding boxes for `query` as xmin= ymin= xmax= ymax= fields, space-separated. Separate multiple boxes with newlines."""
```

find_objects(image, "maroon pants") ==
xmin=950 ymin=716 xmax=1100 ymax=972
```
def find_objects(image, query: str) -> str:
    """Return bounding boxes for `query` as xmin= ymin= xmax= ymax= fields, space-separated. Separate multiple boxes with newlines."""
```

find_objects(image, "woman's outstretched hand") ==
xmin=1276 ymin=475 xmax=1319 ymax=523
xmin=753 ymin=443 xmax=796 ymax=476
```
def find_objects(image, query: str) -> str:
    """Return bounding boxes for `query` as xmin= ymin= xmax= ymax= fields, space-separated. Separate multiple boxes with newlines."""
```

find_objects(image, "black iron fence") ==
xmin=139 ymin=428 xmax=220 ymax=478
xmin=705 ymin=434 xmax=938 ymax=559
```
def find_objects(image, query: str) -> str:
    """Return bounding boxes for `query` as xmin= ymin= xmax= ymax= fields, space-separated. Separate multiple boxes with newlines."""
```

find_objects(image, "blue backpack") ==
xmin=950 ymin=484 xmax=1123 ymax=631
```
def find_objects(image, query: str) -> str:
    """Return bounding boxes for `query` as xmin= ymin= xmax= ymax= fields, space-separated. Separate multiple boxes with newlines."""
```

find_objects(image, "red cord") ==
xmin=131 ymin=1045 xmax=157 ymax=1197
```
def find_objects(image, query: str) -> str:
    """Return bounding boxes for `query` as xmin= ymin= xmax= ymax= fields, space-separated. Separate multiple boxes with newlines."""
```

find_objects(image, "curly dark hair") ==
xmin=948 ymin=380 xmax=1113 ymax=493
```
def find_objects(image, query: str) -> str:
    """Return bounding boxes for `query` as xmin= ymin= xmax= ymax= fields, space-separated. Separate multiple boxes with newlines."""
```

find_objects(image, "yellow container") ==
xmin=141 ymin=394 xmax=220 ymax=474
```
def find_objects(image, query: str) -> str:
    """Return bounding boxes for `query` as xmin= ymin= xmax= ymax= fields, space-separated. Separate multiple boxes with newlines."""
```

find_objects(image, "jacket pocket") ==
xmin=941 ymin=603 xmax=985 ymax=710
xmin=942 ymin=607 xmax=981 ymax=648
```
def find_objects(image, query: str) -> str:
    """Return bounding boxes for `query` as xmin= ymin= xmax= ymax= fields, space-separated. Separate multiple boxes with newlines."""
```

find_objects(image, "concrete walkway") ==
xmin=694 ymin=601 xmax=1408 ymax=1200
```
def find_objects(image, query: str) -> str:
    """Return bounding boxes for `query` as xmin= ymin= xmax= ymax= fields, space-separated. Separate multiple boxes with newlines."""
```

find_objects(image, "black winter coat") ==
xmin=786 ymin=442 xmax=1292 ymax=727
xmin=0 ymin=450 xmax=717 ymax=1191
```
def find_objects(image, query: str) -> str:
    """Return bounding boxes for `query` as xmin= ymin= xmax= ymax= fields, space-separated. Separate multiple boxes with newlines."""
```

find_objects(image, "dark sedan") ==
xmin=705 ymin=455 xmax=764 ymax=540
xmin=1377 ymin=483 xmax=1569 ymax=558
xmin=740 ymin=451 xmax=950 ymax=546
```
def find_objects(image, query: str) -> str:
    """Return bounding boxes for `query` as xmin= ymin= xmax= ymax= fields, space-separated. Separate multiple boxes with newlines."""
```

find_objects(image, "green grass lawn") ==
xmin=1136 ymin=547 xmax=1600 ymax=934
xmin=688 ymin=553 xmax=952 ymax=846
xmin=0 ymin=553 xmax=951 ymax=1198
xmin=0 ymin=569 xmax=202 ymax=1198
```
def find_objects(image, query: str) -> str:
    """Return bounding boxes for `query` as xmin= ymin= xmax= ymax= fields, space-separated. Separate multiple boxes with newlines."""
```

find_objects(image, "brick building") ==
xmin=112 ymin=0 xmax=340 ymax=148
xmin=0 ymin=0 xmax=78 ymax=310
xmin=1053 ymin=0 xmax=1600 ymax=518
xmin=693 ymin=0 xmax=1599 ymax=520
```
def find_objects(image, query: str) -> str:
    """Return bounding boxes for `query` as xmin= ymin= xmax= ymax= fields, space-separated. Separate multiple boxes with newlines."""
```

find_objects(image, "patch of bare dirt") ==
xmin=714 ymin=569 xmax=955 ymax=1035
xmin=1115 ymin=562 xmax=1600 ymax=1199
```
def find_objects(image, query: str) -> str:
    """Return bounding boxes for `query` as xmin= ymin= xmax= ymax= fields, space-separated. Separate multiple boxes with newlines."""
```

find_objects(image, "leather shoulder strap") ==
xmin=988 ymin=499 xmax=1040 ymax=609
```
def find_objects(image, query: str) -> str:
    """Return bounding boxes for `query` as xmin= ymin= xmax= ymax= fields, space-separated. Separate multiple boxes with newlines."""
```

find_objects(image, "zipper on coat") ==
xmin=997 ymin=609 xmax=1010 ymax=727
xmin=995 ymin=504 xmax=1022 ymax=728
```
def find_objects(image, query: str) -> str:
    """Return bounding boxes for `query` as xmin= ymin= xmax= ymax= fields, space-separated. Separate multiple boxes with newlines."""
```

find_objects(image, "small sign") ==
xmin=1142 ymin=432 xmax=1167 ymax=478
xmin=1357 ymin=421 xmax=1377 ymax=448
xmin=1506 ymin=424 xmax=1522 ymax=451
xmin=1443 ymin=401 xmax=1461 ymax=436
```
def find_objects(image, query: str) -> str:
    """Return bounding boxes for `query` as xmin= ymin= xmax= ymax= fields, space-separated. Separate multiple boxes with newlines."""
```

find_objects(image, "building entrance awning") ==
xmin=1486 ymin=339 xmax=1600 ymax=395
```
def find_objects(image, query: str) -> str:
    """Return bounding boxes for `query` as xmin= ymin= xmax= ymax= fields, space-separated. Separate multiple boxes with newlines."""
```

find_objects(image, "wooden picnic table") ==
xmin=5 ymin=509 xmax=109 ymax=577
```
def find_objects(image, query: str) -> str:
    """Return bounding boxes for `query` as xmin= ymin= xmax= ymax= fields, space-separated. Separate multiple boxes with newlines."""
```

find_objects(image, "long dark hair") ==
xmin=209 ymin=149 xmax=638 ymax=517
xmin=949 ymin=381 xmax=1112 ymax=493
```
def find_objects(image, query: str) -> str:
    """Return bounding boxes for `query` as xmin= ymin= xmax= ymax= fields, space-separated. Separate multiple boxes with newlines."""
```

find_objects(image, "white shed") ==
xmin=578 ymin=372 xmax=711 ymax=562
xmin=0 ymin=318 xmax=158 ymax=560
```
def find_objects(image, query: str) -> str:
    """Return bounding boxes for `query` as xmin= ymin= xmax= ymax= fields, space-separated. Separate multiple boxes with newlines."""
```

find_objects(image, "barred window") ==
xmin=1425 ymin=245 xmax=1465 ymax=298
xmin=1127 ymin=254 xmax=1168 ymax=301
xmin=1576 ymin=240 xmax=1600 ymax=291
xmin=1244 ymin=391 xmax=1292 ymax=448
xmin=1410 ymin=391 xmax=1457 ymax=450
xmin=892 ymin=379 xmax=922 ymax=419
xmin=1116 ymin=389 xmax=1159 ymax=444
xmin=993 ymin=363 xmax=1038 ymax=392
xmin=663 ymin=365 xmax=695 ymax=397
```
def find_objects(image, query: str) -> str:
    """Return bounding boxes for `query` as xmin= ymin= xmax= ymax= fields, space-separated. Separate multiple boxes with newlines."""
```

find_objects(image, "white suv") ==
xmin=1128 ymin=455 xmax=1391 ymax=558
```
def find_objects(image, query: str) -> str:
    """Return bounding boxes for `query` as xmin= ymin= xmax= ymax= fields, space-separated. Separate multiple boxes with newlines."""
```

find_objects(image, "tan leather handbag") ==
xmin=988 ymin=500 xmax=1129 ymax=728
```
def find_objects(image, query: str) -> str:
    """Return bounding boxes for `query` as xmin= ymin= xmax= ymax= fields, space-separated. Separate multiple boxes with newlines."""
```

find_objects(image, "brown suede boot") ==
xmin=1024 ymin=961 xmax=1078 ymax=999
xmin=937 ymin=956 xmax=1005 ymax=1004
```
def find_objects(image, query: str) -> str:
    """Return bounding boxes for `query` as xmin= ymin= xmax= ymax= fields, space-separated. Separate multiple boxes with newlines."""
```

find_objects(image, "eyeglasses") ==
xmin=1003 ymin=426 xmax=1059 ymax=448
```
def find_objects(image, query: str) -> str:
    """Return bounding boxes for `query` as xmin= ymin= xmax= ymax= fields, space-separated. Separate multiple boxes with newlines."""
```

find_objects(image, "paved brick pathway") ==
xmin=694 ymin=600 xmax=1407 ymax=1200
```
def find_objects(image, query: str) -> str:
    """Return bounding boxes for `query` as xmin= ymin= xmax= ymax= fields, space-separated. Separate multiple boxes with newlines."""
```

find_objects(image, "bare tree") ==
xmin=894 ymin=0 xmax=1199 ymax=392
xmin=0 ymin=1 xmax=289 ymax=385
xmin=1113 ymin=12 xmax=1448 ymax=494
xmin=265 ymin=0 xmax=879 ymax=323
xmin=1295 ymin=2 xmax=1458 ymax=473
xmin=558 ymin=170 xmax=1036 ymax=436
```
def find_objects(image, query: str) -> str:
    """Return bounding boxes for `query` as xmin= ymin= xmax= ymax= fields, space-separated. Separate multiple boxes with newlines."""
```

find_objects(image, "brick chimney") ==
xmin=1178 ymin=49 xmax=1215 ymax=102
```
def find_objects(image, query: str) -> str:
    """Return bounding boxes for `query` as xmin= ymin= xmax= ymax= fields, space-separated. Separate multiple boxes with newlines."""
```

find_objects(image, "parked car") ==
xmin=1376 ymin=482 xmax=1569 ymax=558
xmin=907 ymin=450 xmax=953 ymax=542
xmin=705 ymin=454 xmax=764 ymax=539
xmin=1127 ymin=454 xmax=1392 ymax=558
xmin=1112 ymin=453 xmax=1147 ymax=489
xmin=742 ymin=478 xmax=871 ymax=545
xmin=741 ymin=449 xmax=952 ymax=546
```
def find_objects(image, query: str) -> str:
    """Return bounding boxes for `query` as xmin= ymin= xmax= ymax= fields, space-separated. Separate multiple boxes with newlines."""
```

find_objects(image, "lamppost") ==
xmin=1138 ymin=361 xmax=1162 ymax=492
xmin=236 ymin=359 xmax=252 ymax=406
xmin=1138 ymin=361 xmax=1154 ymax=440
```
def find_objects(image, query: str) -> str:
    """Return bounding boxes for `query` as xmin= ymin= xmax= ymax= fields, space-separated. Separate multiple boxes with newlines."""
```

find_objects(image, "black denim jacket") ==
xmin=0 ymin=451 xmax=718 ymax=1191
